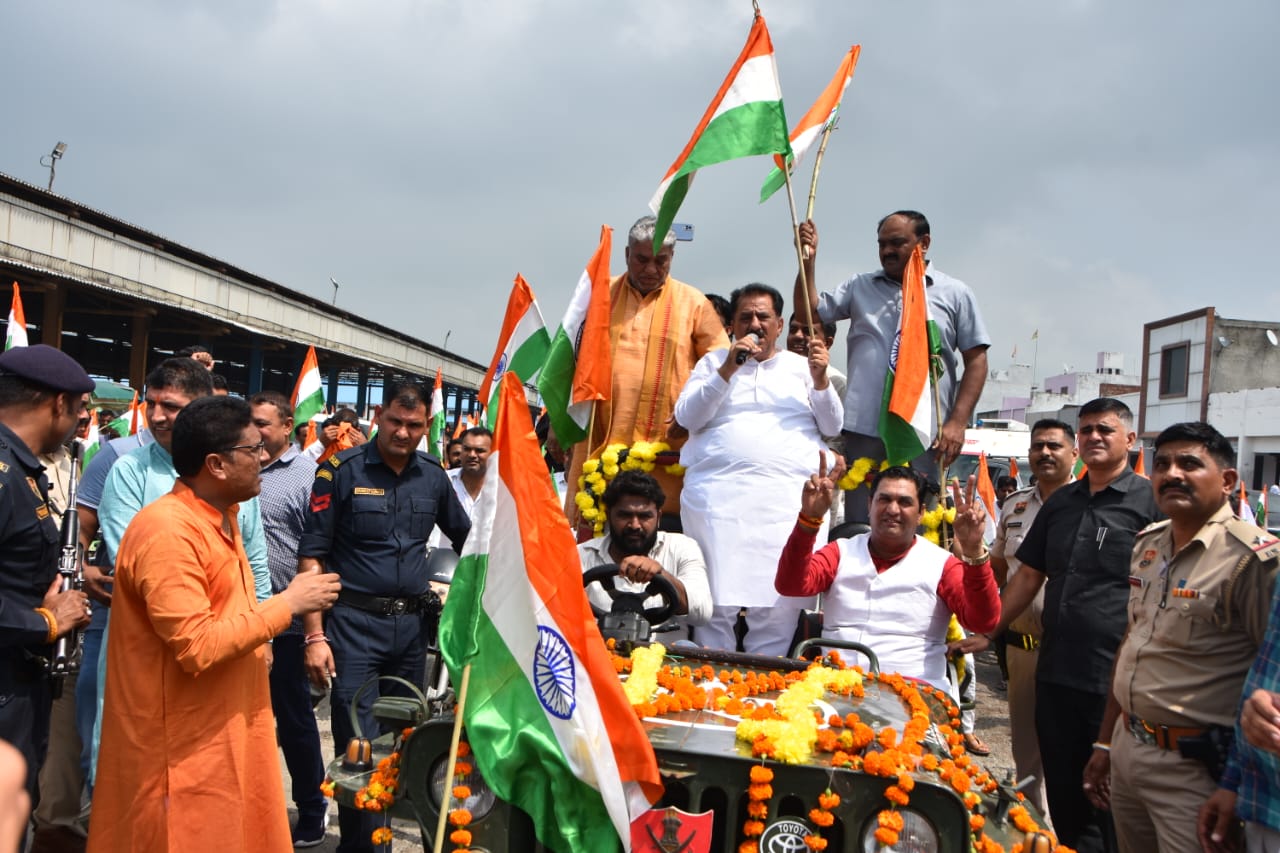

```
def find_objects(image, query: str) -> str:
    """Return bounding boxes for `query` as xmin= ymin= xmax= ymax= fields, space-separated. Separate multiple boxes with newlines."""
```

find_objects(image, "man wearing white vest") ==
xmin=775 ymin=461 xmax=999 ymax=691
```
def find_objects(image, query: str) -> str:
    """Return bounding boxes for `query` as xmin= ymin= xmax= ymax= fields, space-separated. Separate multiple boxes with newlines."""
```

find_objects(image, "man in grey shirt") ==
xmin=795 ymin=211 xmax=990 ymax=523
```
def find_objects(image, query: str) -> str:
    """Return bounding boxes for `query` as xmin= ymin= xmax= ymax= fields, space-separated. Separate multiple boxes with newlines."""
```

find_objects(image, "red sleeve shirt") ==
xmin=775 ymin=524 xmax=1000 ymax=633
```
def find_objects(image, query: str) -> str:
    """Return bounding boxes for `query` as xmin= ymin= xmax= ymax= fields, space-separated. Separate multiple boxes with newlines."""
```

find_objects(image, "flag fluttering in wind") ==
xmin=1008 ymin=457 xmax=1020 ymax=482
xmin=537 ymin=226 xmax=613 ymax=446
xmin=290 ymin=347 xmax=325 ymax=429
xmin=5 ymin=282 xmax=28 ymax=350
xmin=759 ymin=45 xmax=860 ymax=202
xmin=878 ymin=245 xmax=935 ymax=465
xmin=648 ymin=14 xmax=792 ymax=251
xmin=479 ymin=275 xmax=551 ymax=429
xmin=1133 ymin=448 xmax=1147 ymax=478
xmin=1240 ymin=482 xmax=1258 ymax=526
xmin=439 ymin=371 xmax=661 ymax=852
xmin=453 ymin=418 xmax=468 ymax=440
xmin=975 ymin=452 xmax=999 ymax=543
xmin=428 ymin=367 xmax=446 ymax=459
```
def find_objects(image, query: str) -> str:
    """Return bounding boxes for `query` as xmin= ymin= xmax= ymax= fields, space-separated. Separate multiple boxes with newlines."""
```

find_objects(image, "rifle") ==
xmin=47 ymin=442 xmax=84 ymax=695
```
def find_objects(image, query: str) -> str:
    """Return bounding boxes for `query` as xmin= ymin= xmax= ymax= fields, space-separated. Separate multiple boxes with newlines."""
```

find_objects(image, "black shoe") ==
xmin=292 ymin=808 xmax=329 ymax=848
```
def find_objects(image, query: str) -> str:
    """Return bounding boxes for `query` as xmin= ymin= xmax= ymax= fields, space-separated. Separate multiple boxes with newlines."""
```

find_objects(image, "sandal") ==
xmin=963 ymin=733 xmax=991 ymax=756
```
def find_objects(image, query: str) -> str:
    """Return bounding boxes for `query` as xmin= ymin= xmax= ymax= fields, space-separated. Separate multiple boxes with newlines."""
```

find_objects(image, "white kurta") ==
xmin=675 ymin=348 xmax=843 ymax=608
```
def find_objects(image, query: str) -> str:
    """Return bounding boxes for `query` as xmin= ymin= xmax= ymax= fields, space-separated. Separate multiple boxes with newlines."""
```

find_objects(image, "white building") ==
xmin=1140 ymin=307 xmax=1280 ymax=489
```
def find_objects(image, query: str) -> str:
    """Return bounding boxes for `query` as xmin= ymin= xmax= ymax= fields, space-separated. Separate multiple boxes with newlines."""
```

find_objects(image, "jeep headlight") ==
xmin=860 ymin=808 xmax=940 ymax=853
xmin=429 ymin=756 xmax=497 ymax=820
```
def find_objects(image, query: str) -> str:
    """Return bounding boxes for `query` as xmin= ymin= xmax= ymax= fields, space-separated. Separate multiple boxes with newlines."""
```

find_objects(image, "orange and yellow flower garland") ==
xmin=575 ymin=441 xmax=681 ymax=535
xmin=613 ymin=644 xmax=1075 ymax=853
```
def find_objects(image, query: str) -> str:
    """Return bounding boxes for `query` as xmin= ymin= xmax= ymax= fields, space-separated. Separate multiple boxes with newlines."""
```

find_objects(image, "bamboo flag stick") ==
xmin=783 ymin=166 xmax=817 ymax=337
xmin=431 ymin=664 xmax=472 ymax=853
xmin=804 ymin=118 xmax=838 ymax=222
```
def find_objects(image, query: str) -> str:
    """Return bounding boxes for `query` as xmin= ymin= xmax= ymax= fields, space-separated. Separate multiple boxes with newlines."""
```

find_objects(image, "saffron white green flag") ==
xmin=648 ymin=14 xmax=792 ymax=251
xmin=479 ymin=275 xmax=551 ymax=429
xmin=428 ymin=367 xmax=445 ymax=459
xmin=290 ymin=346 xmax=325 ymax=427
xmin=537 ymin=226 xmax=613 ymax=447
xmin=759 ymin=45 xmax=860 ymax=202
xmin=5 ymin=282 xmax=28 ymax=350
xmin=1240 ymin=482 xmax=1258 ymax=526
xmin=439 ymin=372 xmax=661 ymax=852
xmin=878 ymin=245 xmax=937 ymax=465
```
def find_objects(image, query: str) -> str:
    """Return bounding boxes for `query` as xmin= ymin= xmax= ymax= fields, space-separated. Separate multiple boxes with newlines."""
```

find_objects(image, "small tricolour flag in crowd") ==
xmin=759 ymin=45 xmax=860 ymax=202
xmin=291 ymin=346 xmax=325 ymax=433
xmin=1258 ymin=491 xmax=1269 ymax=530
xmin=1240 ymin=481 xmax=1258 ymax=526
xmin=878 ymin=245 xmax=936 ymax=465
xmin=440 ymin=371 xmax=661 ymax=852
xmin=479 ymin=275 xmax=551 ymax=430
xmin=1133 ymin=447 xmax=1147 ymax=478
xmin=5 ymin=282 xmax=28 ymax=350
xmin=975 ymin=452 xmax=999 ymax=543
xmin=537 ymin=226 xmax=613 ymax=447
xmin=648 ymin=14 xmax=792 ymax=251
xmin=428 ymin=367 xmax=446 ymax=459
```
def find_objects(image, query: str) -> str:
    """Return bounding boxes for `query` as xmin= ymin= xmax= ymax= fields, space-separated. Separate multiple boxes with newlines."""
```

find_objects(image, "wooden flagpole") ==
xmin=804 ymin=118 xmax=838 ymax=222
xmin=783 ymin=167 xmax=817 ymax=338
xmin=431 ymin=664 xmax=472 ymax=853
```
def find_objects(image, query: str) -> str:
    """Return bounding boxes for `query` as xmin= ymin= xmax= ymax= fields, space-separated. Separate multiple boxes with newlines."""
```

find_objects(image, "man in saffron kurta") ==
xmin=89 ymin=397 xmax=340 ymax=853
xmin=563 ymin=216 xmax=728 ymax=527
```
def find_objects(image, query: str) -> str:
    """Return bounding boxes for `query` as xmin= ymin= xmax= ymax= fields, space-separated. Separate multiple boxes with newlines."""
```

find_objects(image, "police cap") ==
xmin=0 ymin=344 xmax=95 ymax=394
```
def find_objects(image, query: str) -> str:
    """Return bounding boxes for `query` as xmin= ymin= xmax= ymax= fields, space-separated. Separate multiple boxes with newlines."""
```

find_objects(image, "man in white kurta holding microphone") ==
xmin=675 ymin=283 xmax=843 ymax=656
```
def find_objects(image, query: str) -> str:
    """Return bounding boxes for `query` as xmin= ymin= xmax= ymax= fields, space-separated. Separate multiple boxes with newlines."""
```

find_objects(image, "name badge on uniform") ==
xmin=1007 ymin=520 xmax=1023 ymax=529
xmin=353 ymin=487 xmax=385 ymax=496
xmin=1013 ymin=501 xmax=1028 ymax=515
xmin=1128 ymin=575 xmax=1146 ymax=589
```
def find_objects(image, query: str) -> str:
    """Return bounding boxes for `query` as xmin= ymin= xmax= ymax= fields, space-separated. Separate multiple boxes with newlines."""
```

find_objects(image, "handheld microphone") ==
xmin=734 ymin=332 xmax=760 ymax=365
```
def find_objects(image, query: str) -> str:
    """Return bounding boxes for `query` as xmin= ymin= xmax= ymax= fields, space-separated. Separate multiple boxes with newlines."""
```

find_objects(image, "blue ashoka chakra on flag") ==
xmin=533 ymin=626 xmax=576 ymax=719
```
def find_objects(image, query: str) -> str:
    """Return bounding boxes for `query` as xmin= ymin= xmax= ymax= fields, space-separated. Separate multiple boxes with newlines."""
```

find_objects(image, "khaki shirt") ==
xmin=1114 ymin=503 xmax=1280 ymax=728
xmin=994 ymin=484 xmax=1049 ymax=638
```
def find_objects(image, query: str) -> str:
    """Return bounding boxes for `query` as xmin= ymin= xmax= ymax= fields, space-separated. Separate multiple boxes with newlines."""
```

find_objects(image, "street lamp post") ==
xmin=40 ymin=142 xmax=67 ymax=192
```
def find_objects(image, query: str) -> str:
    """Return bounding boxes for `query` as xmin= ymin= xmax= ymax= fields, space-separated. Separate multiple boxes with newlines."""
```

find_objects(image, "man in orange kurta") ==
xmin=89 ymin=396 xmax=340 ymax=853
xmin=565 ymin=215 xmax=729 ymax=526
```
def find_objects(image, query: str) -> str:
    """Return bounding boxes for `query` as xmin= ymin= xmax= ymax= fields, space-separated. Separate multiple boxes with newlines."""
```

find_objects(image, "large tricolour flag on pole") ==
xmin=440 ymin=371 xmax=661 ymax=852
xmin=5 ymin=282 xmax=28 ymax=350
xmin=878 ymin=245 xmax=935 ymax=465
xmin=428 ymin=367 xmax=445 ymax=459
xmin=479 ymin=274 xmax=551 ymax=429
xmin=290 ymin=346 xmax=325 ymax=427
xmin=759 ymin=45 xmax=860 ymax=202
xmin=536 ymin=226 xmax=613 ymax=447
xmin=648 ymin=14 xmax=792 ymax=250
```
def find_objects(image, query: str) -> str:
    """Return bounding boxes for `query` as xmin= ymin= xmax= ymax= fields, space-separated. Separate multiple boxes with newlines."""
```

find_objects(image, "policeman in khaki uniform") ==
xmin=1082 ymin=421 xmax=1280 ymax=853
xmin=950 ymin=418 xmax=1078 ymax=817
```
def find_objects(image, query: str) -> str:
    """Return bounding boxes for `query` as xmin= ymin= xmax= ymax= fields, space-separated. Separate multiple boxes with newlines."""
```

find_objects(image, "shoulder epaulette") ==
xmin=1225 ymin=518 xmax=1280 ymax=562
xmin=325 ymin=454 xmax=342 ymax=469
xmin=1135 ymin=519 xmax=1172 ymax=539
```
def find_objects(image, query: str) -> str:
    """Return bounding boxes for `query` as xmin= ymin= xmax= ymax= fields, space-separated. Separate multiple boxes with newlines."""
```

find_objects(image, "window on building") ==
xmin=1160 ymin=342 xmax=1189 ymax=397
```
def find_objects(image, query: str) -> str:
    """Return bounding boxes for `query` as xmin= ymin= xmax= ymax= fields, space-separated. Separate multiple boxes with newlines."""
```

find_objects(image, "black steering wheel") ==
xmin=582 ymin=563 xmax=680 ymax=628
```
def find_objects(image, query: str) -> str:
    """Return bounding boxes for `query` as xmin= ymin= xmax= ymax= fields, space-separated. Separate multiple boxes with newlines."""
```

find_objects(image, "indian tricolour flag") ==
xmin=428 ymin=367 xmax=445 ymax=459
xmin=440 ymin=372 xmax=661 ymax=852
xmin=536 ymin=226 xmax=613 ymax=447
xmin=1240 ymin=481 xmax=1258 ymax=526
xmin=648 ymin=14 xmax=792 ymax=251
xmin=5 ymin=282 xmax=28 ymax=350
xmin=290 ymin=346 xmax=325 ymax=428
xmin=760 ymin=45 xmax=861 ymax=202
xmin=878 ymin=245 xmax=936 ymax=465
xmin=479 ymin=274 xmax=551 ymax=429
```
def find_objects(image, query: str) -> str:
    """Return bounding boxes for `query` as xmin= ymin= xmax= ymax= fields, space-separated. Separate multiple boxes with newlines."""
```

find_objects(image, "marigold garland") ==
xmin=575 ymin=441 xmax=677 ymax=535
xmin=740 ymin=765 xmax=772 ymax=853
xmin=444 ymin=740 xmax=475 ymax=853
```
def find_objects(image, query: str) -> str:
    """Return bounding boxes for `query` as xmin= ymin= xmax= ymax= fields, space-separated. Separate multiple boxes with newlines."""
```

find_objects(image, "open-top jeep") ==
xmin=326 ymin=564 xmax=1062 ymax=853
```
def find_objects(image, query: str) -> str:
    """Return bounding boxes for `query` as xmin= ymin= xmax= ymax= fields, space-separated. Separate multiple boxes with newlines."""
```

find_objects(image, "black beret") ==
xmin=0 ymin=344 xmax=95 ymax=394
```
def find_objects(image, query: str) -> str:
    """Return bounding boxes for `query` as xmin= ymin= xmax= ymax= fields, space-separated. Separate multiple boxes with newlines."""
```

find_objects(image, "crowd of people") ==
xmin=1 ymin=210 xmax=1279 ymax=853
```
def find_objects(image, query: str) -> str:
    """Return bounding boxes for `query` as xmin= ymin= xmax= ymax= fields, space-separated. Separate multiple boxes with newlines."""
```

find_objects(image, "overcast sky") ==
xmin=5 ymin=1 xmax=1277 ymax=395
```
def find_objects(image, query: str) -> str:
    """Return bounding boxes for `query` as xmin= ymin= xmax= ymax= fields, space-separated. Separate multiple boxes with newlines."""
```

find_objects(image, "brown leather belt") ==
xmin=1125 ymin=713 xmax=1208 ymax=750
